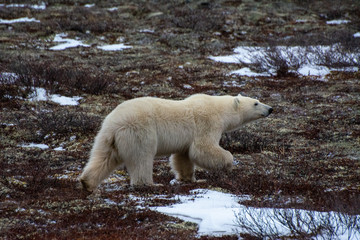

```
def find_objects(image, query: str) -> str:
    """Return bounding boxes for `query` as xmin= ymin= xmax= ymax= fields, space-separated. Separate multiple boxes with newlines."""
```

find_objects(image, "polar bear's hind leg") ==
xmin=170 ymin=153 xmax=196 ymax=182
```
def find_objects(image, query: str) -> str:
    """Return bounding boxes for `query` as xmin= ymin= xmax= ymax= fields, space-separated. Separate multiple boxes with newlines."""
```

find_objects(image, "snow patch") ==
xmin=50 ymin=94 xmax=82 ymax=106
xmin=107 ymin=7 xmax=118 ymax=12
xmin=140 ymin=29 xmax=155 ymax=33
xmin=84 ymin=4 xmax=95 ymax=8
xmin=183 ymin=84 xmax=193 ymax=89
xmin=297 ymin=64 xmax=330 ymax=76
xmin=153 ymin=189 xmax=240 ymax=236
xmin=326 ymin=19 xmax=350 ymax=25
xmin=295 ymin=19 xmax=308 ymax=23
xmin=354 ymin=32 xmax=360 ymax=38
xmin=0 ymin=17 xmax=40 ymax=24
xmin=230 ymin=67 xmax=271 ymax=77
xmin=54 ymin=146 xmax=65 ymax=151
xmin=29 ymin=87 xmax=82 ymax=106
xmin=50 ymin=33 xmax=90 ymax=51
xmin=20 ymin=143 xmax=49 ymax=149
xmin=153 ymin=189 xmax=360 ymax=238
xmin=223 ymin=80 xmax=244 ymax=88
xmin=97 ymin=43 xmax=132 ymax=51
xmin=0 ymin=3 xmax=46 ymax=10
xmin=210 ymin=45 xmax=359 ymax=77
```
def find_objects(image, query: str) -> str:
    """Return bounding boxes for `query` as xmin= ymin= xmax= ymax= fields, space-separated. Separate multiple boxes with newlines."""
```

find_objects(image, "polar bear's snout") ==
xmin=261 ymin=104 xmax=273 ymax=117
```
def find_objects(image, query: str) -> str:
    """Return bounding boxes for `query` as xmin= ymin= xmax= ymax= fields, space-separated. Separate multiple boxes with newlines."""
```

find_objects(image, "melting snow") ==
xmin=97 ymin=43 xmax=132 ymax=51
xmin=84 ymin=4 xmax=95 ymax=8
xmin=29 ymin=87 xmax=82 ymax=106
xmin=183 ymin=84 xmax=193 ymax=89
xmin=326 ymin=19 xmax=350 ymax=25
xmin=0 ymin=17 xmax=40 ymax=24
xmin=297 ymin=64 xmax=330 ymax=76
xmin=140 ymin=29 xmax=155 ymax=33
xmin=210 ymin=46 xmax=265 ymax=64
xmin=54 ymin=146 xmax=65 ymax=151
xmin=153 ymin=189 xmax=360 ymax=238
xmin=295 ymin=19 xmax=308 ymax=23
xmin=50 ymin=33 xmax=90 ymax=51
xmin=210 ymin=45 xmax=359 ymax=77
xmin=0 ymin=2 xmax=46 ymax=10
xmin=153 ymin=189 xmax=241 ymax=236
xmin=20 ymin=143 xmax=49 ymax=149
xmin=50 ymin=94 xmax=82 ymax=106
xmin=107 ymin=7 xmax=118 ymax=12
xmin=230 ymin=67 xmax=271 ymax=77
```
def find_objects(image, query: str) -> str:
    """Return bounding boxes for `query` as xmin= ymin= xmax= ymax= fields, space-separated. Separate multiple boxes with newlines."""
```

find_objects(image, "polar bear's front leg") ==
xmin=170 ymin=153 xmax=196 ymax=182
xmin=189 ymin=139 xmax=233 ymax=171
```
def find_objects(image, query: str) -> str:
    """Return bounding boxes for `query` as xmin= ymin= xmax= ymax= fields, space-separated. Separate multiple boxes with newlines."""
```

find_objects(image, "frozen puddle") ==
xmin=152 ymin=189 xmax=359 ymax=238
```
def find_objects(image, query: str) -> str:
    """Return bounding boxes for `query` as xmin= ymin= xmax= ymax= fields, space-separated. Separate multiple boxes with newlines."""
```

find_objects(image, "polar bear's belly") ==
xmin=155 ymin=123 xmax=194 ymax=156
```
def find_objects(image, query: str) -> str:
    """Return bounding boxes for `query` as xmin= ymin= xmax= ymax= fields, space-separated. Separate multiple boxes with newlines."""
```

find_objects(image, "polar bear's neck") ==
xmin=207 ymin=96 xmax=245 ymax=133
xmin=223 ymin=112 xmax=245 ymax=132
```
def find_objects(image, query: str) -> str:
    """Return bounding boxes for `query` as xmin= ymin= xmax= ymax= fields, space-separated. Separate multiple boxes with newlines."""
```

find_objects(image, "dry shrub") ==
xmin=170 ymin=6 xmax=225 ymax=32
xmin=248 ymin=46 xmax=306 ymax=77
xmin=310 ymin=44 xmax=360 ymax=69
xmin=4 ymin=56 xmax=114 ymax=96
xmin=15 ymin=108 xmax=101 ymax=139
xmin=220 ymin=131 xmax=270 ymax=154
xmin=248 ymin=31 xmax=360 ymax=77
xmin=236 ymin=205 xmax=360 ymax=239
xmin=0 ymin=150 xmax=56 ymax=200
xmin=42 ymin=6 xmax=126 ymax=34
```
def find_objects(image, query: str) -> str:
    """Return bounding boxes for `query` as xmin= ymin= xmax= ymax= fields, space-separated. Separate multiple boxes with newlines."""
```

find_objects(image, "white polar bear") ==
xmin=79 ymin=94 xmax=273 ymax=192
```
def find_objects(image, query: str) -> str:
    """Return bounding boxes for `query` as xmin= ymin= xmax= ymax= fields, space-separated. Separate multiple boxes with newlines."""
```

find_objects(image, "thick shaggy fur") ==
xmin=79 ymin=94 xmax=272 ymax=192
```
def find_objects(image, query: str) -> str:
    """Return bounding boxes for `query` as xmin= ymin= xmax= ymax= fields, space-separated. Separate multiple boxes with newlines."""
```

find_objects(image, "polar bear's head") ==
xmin=234 ymin=94 xmax=273 ymax=124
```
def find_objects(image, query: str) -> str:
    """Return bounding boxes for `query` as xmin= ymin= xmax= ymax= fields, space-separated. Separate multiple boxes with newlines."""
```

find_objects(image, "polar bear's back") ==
xmin=110 ymin=97 xmax=190 ymax=119
xmin=105 ymin=97 xmax=196 ymax=155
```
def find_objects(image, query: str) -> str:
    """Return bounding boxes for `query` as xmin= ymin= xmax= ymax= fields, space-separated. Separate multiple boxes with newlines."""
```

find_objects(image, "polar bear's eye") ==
xmin=254 ymin=102 xmax=258 ymax=106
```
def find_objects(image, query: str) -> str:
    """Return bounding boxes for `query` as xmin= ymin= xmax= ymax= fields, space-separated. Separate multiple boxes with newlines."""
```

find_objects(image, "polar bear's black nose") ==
xmin=269 ymin=108 xmax=273 ymax=114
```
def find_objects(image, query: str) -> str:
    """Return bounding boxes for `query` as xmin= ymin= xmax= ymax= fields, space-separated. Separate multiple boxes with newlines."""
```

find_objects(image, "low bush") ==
xmin=3 ymin=56 xmax=114 ymax=96
xmin=169 ymin=6 xmax=225 ymax=32
xmin=220 ymin=131 xmax=270 ymax=154
xmin=246 ymin=40 xmax=359 ymax=77
xmin=236 ymin=205 xmax=360 ymax=239
xmin=13 ymin=107 xmax=101 ymax=141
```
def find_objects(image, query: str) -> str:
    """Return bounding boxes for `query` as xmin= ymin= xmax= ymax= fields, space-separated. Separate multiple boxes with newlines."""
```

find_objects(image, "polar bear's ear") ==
xmin=233 ymin=98 xmax=240 ymax=109
xmin=237 ymin=93 xmax=242 ymax=97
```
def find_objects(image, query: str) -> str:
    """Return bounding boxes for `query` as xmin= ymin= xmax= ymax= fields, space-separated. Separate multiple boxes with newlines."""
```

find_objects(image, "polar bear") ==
xmin=79 ymin=94 xmax=272 ymax=192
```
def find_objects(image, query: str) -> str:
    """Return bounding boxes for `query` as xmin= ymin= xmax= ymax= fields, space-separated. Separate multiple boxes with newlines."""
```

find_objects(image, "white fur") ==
xmin=79 ymin=94 xmax=272 ymax=191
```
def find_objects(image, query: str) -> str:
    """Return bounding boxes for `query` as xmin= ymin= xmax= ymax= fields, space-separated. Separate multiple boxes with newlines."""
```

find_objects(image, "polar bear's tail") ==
xmin=79 ymin=127 xmax=122 ymax=192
